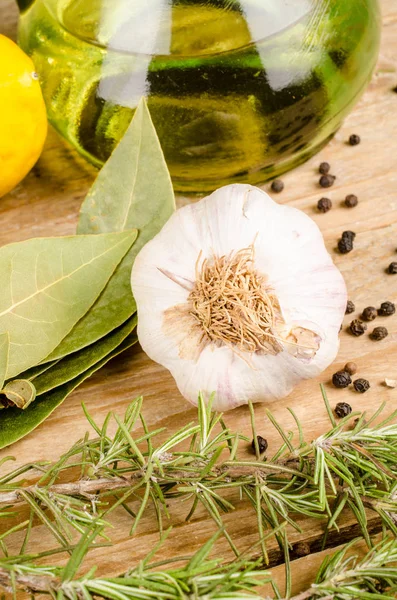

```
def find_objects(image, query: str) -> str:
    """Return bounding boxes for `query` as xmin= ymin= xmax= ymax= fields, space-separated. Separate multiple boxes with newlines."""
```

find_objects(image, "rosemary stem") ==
xmin=0 ymin=568 xmax=56 ymax=594
xmin=288 ymin=593 xmax=333 ymax=600
xmin=286 ymin=591 xmax=312 ymax=600
xmin=0 ymin=462 xmax=305 ymax=507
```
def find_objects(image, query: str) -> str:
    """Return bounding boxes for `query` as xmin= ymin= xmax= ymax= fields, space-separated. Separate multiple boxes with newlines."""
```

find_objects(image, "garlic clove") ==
xmin=175 ymin=347 xmax=298 ymax=411
xmin=235 ymin=186 xmax=347 ymax=340
xmin=173 ymin=338 xmax=338 ymax=411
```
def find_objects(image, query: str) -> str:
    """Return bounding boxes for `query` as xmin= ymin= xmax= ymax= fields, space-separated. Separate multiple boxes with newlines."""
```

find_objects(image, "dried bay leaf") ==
xmin=46 ymin=98 xmax=175 ymax=362
xmin=0 ymin=230 xmax=137 ymax=379
xmin=33 ymin=315 xmax=137 ymax=395
xmin=0 ymin=334 xmax=137 ymax=449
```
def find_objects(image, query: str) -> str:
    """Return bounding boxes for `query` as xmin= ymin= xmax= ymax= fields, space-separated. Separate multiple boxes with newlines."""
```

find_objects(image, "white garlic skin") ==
xmin=131 ymin=184 xmax=347 ymax=411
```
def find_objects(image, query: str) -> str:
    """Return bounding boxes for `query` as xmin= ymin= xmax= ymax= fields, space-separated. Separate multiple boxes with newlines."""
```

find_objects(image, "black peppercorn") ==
xmin=388 ymin=262 xmax=397 ymax=274
xmin=345 ymin=194 xmax=358 ymax=208
xmin=345 ymin=362 xmax=358 ymax=375
xmin=317 ymin=197 xmax=332 ymax=213
xmin=351 ymin=416 xmax=367 ymax=431
xmin=294 ymin=542 xmax=311 ymax=557
xmin=319 ymin=174 xmax=336 ymax=188
xmin=271 ymin=179 xmax=284 ymax=193
xmin=342 ymin=231 xmax=356 ymax=241
xmin=251 ymin=435 xmax=268 ymax=454
xmin=370 ymin=326 xmax=388 ymax=341
xmin=332 ymin=370 xmax=352 ymax=388
xmin=338 ymin=237 xmax=353 ymax=254
xmin=319 ymin=162 xmax=331 ymax=175
xmin=346 ymin=300 xmax=355 ymax=314
xmin=353 ymin=378 xmax=370 ymax=393
xmin=335 ymin=402 xmax=352 ymax=418
xmin=378 ymin=301 xmax=396 ymax=316
xmin=353 ymin=416 xmax=367 ymax=426
xmin=349 ymin=134 xmax=361 ymax=146
xmin=362 ymin=307 xmax=377 ymax=321
xmin=350 ymin=319 xmax=367 ymax=336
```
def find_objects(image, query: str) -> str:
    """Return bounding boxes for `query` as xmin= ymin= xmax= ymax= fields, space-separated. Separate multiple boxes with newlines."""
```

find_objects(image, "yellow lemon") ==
xmin=0 ymin=35 xmax=47 ymax=198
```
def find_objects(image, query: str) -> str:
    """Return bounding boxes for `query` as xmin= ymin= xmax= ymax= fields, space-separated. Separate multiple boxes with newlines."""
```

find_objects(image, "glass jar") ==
xmin=18 ymin=0 xmax=381 ymax=192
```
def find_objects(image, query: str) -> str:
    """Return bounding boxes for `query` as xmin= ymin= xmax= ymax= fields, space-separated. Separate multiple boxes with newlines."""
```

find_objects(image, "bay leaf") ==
xmin=77 ymin=99 xmax=175 ymax=236
xmin=0 ymin=230 xmax=137 ymax=379
xmin=46 ymin=98 xmax=175 ymax=362
xmin=0 ymin=333 xmax=9 ymax=391
xmin=1 ymin=379 xmax=36 ymax=410
xmin=20 ymin=360 xmax=60 ymax=381
xmin=33 ymin=315 xmax=137 ymax=395
xmin=0 ymin=334 xmax=137 ymax=449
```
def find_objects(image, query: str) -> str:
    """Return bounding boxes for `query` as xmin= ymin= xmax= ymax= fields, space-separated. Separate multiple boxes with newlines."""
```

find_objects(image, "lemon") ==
xmin=0 ymin=35 xmax=47 ymax=198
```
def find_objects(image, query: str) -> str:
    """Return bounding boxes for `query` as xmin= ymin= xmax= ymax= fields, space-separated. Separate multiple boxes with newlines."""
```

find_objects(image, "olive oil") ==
xmin=18 ymin=0 xmax=381 ymax=192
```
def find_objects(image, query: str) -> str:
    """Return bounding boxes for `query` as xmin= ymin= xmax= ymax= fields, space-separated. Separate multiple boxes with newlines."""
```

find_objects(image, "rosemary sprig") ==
xmin=1 ymin=529 xmax=397 ymax=599
xmin=1 ymin=392 xmax=397 ymax=562
xmin=306 ymin=537 xmax=397 ymax=600
xmin=1 ymin=391 xmax=397 ymax=598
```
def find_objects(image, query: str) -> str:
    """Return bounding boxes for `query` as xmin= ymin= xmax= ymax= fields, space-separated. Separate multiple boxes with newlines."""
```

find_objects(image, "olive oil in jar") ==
xmin=18 ymin=0 xmax=381 ymax=192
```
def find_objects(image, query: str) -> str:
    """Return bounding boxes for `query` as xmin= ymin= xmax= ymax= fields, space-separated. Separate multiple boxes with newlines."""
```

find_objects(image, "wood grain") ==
xmin=1 ymin=0 xmax=397 ymax=596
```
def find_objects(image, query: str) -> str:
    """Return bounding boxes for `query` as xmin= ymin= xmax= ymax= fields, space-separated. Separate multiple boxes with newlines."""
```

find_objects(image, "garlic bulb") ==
xmin=131 ymin=184 xmax=347 ymax=411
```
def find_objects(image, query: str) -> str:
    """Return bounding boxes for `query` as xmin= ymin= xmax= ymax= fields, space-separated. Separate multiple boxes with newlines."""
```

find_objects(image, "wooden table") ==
xmin=1 ymin=1 xmax=397 ymax=596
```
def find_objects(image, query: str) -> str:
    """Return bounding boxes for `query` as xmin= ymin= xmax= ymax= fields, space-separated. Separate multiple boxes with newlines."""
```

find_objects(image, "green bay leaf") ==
xmin=33 ymin=315 xmax=137 ymax=395
xmin=0 ymin=334 xmax=137 ymax=449
xmin=77 ymin=98 xmax=175 ymax=235
xmin=0 ymin=230 xmax=137 ymax=379
xmin=46 ymin=98 xmax=175 ymax=362
xmin=20 ymin=359 xmax=60 ymax=381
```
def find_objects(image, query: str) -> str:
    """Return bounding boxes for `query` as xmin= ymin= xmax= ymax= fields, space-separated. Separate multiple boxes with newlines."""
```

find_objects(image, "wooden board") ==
xmin=1 ymin=1 xmax=397 ymax=596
